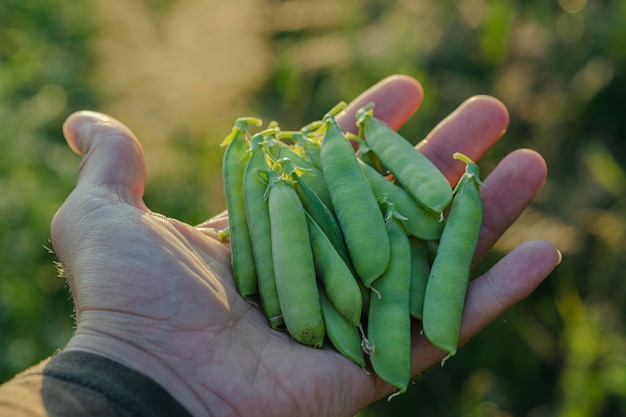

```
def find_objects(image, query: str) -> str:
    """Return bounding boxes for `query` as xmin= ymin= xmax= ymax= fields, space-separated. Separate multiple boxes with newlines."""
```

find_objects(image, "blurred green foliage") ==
xmin=0 ymin=0 xmax=97 ymax=376
xmin=1 ymin=0 xmax=625 ymax=416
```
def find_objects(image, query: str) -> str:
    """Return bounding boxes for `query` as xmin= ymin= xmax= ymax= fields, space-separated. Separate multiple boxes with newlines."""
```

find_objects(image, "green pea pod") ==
xmin=321 ymin=114 xmax=390 ymax=287
xmin=295 ymin=175 xmax=372 ymax=317
xmin=367 ymin=216 xmax=412 ymax=394
xmin=292 ymin=131 xmax=323 ymax=170
xmin=268 ymin=178 xmax=325 ymax=347
xmin=273 ymin=141 xmax=333 ymax=209
xmin=221 ymin=118 xmax=261 ymax=297
xmin=296 ymin=102 xmax=346 ymax=170
xmin=357 ymin=106 xmax=453 ymax=215
xmin=349 ymin=132 xmax=382 ymax=172
xmin=243 ymin=143 xmax=282 ymax=328
xmin=306 ymin=212 xmax=362 ymax=325
xmin=422 ymin=153 xmax=483 ymax=361
xmin=359 ymin=159 xmax=444 ymax=240
xmin=408 ymin=237 xmax=431 ymax=320
xmin=294 ymin=174 xmax=351 ymax=269
xmin=319 ymin=286 xmax=366 ymax=368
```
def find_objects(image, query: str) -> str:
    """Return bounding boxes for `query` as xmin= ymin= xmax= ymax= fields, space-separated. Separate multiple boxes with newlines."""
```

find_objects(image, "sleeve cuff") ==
xmin=41 ymin=350 xmax=194 ymax=417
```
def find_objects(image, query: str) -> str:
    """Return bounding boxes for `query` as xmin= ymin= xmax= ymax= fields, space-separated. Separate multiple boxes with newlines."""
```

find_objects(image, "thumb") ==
xmin=51 ymin=111 xmax=149 ymax=287
xmin=62 ymin=111 xmax=147 ymax=207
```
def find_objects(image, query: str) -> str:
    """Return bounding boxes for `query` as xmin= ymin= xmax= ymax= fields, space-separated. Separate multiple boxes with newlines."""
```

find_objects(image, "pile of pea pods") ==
xmin=220 ymin=102 xmax=483 ymax=396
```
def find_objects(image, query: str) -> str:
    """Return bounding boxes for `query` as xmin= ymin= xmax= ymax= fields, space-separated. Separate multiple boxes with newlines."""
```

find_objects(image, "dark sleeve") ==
xmin=0 ymin=351 xmax=194 ymax=417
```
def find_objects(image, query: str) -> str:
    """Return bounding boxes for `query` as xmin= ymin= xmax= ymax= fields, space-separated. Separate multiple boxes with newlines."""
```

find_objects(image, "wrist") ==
xmin=65 ymin=328 xmax=214 ymax=417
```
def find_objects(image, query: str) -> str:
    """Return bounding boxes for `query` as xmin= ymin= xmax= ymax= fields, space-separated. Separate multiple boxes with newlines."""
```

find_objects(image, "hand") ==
xmin=51 ymin=75 xmax=561 ymax=417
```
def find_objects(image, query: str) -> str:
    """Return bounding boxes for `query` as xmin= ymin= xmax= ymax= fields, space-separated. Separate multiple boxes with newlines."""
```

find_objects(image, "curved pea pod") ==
xmin=422 ymin=153 xmax=483 ymax=361
xmin=367 ymin=216 xmax=412 ymax=394
xmin=268 ymin=178 xmax=325 ymax=347
xmin=320 ymin=114 xmax=390 ymax=287
xmin=221 ymin=118 xmax=261 ymax=297
xmin=295 ymin=180 xmax=372 ymax=316
xmin=294 ymin=174 xmax=351 ymax=268
xmin=306 ymin=212 xmax=362 ymax=325
xmin=356 ymin=107 xmax=453 ymax=215
xmin=408 ymin=237 xmax=431 ymax=320
xmin=319 ymin=287 xmax=366 ymax=368
xmin=242 ymin=144 xmax=282 ymax=328
xmin=358 ymin=159 xmax=444 ymax=241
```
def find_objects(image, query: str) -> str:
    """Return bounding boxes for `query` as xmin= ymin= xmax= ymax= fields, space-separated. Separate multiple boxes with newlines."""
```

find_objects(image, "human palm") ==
xmin=51 ymin=75 xmax=560 ymax=417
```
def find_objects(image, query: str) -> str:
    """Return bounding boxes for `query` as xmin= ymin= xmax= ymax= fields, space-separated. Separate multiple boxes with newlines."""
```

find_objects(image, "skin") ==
xmin=47 ymin=74 xmax=561 ymax=417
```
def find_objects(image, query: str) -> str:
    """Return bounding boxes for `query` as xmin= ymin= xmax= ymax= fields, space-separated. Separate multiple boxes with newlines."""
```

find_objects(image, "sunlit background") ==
xmin=1 ymin=0 xmax=625 ymax=415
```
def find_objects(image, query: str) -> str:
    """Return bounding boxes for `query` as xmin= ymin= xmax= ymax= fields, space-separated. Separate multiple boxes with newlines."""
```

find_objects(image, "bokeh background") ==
xmin=1 ymin=0 xmax=625 ymax=415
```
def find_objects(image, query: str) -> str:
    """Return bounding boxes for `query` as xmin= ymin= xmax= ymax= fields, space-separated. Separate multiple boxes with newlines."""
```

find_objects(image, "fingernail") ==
xmin=62 ymin=111 xmax=115 ymax=155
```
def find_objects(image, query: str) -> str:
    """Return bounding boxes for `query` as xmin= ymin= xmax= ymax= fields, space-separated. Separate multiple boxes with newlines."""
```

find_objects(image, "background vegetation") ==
xmin=1 ymin=0 xmax=625 ymax=415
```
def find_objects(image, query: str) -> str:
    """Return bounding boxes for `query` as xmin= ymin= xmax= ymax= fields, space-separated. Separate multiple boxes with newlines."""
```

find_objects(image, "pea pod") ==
xmin=367 ymin=215 xmax=412 ymax=394
xmin=357 ymin=106 xmax=453 ymax=215
xmin=294 ymin=179 xmax=371 ymax=313
xmin=319 ymin=287 xmax=366 ymax=368
xmin=320 ymin=114 xmax=390 ymax=287
xmin=293 ymin=173 xmax=350 ymax=269
xmin=242 ymin=138 xmax=282 ymax=328
xmin=291 ymin=131 xmax=323 ymax=170
xmin=306 ymin=212 xmax=362 ymax=325
xmin=221 ymin=117 xmax=262 ymax=297
xmin=273 ymin=141 xmax=333 ymax=209
xmin=293 ymin=102 xmax=346 ymax=169
xmin=422 ymin=153 xmax=483 ymax=361
xmin=359 ymin=159 xmax=444 ymax=241
xmin=268 ymin=176 xmax=324 ymax=347
xmin=348 ymin=132 xmax=382 ymax=172
xmin=408 ymin=237 xmax=431 ymax=320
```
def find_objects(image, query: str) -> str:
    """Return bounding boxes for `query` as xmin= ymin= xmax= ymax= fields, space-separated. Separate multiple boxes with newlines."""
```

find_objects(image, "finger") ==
xmin=417 ymin=95 xmax=510 ymax=185
xmin=336 ymin=74 xmax=424 ymax=134
xmin=475 ymin=149 xmax=548 ymax=263
xmin=196 ymin=210 xmax=228 ymax=230
xmin=62 ymin=111 xmax=147 ymax=208
xmin=409 ymin=239 xmax=561 ymax=374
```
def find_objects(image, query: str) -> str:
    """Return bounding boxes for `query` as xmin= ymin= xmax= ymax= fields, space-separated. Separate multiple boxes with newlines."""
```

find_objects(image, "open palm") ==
xmin=51 ymin=75 xmax=560 ymax=417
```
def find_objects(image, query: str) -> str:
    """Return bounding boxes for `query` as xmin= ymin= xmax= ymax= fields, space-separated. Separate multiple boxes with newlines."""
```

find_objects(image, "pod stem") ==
xmin=355 ymin=102 xmax=376 ymax=138
xmin=217 ymin=226 xmax=230 ymax=242
xmin=220 ymin=117 xmax=263 ymax=146
xmin=300 ymin=120 xmax=324 ymax=135
xmin=298 ymin=100 xmax=347 ymax=138
xmin=452 ymin=152 xmax=485 ymax=193
xmin=249 ymin=127 xmax=280 ymax=151
xmin=326 ymin=101 xmax=348 ymax=118
xmin=359 ymin=323 xmax=375 ymax=356
xmin=263 ymin=169 xmax=295 ymax=201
